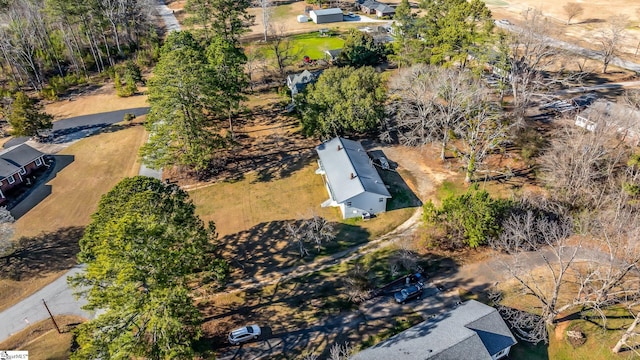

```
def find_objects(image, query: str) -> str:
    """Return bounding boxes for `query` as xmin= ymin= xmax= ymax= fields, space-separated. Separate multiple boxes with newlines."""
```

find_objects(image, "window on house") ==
xmin=35 ymin=158 xmax=42 ymax=166
xmin=379 ymin=198 xmax=384 ymax=202
xmin=7 ymin=175 xmax=15 ymax=184
xmin=19 ymin=167 xmax=26 ymax=175
xmin=346 ymin=201 xmax=352 ymax=206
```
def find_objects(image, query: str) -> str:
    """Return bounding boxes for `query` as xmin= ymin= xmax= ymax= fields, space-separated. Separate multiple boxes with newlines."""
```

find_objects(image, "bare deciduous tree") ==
xmin=0 ymin=206 xmax=15 ymax=257
xmin=285 ymin=216 xmax=336 ymax=257
xmin=491 ymin=210 xmax=576 ymax=343
xmin=386 ymin=65 xmax=494 ymax=162
xmin=453 ymin=104 xmax=511 ymax=183
xmin=344 ymin=263 xmax=372 ymax=303
xmin=563 ymin=2 xmax=584 ymax=25
xmin=254 ymin=0 xmax=273 ymax=42
xmin=539 ymin=122 xmax=630 ymax=210
xmin=597 ymin=15 xmax=628 ymax=74
xmin=268 ymin=23 xmax=300 ymax=77
xmin=502 ymin=9 xmax=584 ymax=123
xmin=329 ymin=342 xmax=355 ymax=360
xmin=613 ymin=310 xmax=640 ymax=354
xmin=304 ymin=215 xmax=335 ymax=253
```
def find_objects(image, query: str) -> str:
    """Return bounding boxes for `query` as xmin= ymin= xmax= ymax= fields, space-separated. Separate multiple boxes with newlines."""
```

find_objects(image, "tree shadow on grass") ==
xmin=215 ymin=221 xmax=371 ymax=282
xmin=0 ymin=226 xmax=84 ymax=281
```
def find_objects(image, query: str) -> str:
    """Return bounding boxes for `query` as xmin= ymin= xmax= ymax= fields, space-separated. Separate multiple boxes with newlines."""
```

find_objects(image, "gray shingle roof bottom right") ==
xmin=350 ymin=300 xmax=516 ymax=360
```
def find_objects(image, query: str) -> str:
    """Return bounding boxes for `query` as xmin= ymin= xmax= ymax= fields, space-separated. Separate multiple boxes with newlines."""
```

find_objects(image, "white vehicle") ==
xmin=228 ymin=325 xmax=261 ymax=345
xmin=347 ymin=12 xmax=356 ymax=18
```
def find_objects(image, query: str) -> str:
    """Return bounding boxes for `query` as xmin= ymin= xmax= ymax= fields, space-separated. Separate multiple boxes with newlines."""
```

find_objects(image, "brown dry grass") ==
xmin=14 ymin=122 xmax=147 ymax=238
xmin=44 ymin=83 xmax=148 ymax=120
xmin=0 ymin=315 xmax=85 ymax=360
xmin=0 ymin=271 xmax=69 ymax=314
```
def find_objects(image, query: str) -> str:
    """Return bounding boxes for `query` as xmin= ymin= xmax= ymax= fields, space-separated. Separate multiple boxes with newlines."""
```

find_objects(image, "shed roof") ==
xmin=351 ymin=300 xmax=517 ymax=360
xmin=316 ymin=137 xmax=390 ymax=203
xmin=0 ymin=143 xmax=45 ymax=178
xmin=311 ymin=8 xmax=344 ymax=16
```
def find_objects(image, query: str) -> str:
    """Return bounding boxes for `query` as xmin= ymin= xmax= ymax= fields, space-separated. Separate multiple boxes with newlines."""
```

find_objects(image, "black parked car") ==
xmin=394 ymin=282 xmax=424 ymax=304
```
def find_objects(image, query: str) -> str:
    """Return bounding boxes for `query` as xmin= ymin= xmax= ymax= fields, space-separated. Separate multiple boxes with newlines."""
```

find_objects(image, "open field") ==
xmin=485 ymin=0 xmax=640 ymax=61
xmin=44 ymin=83 xmax=148 ymax=119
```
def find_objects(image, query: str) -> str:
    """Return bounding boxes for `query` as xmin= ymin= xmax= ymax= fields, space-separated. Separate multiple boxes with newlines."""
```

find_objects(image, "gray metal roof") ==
xmin=316 ymin=137 xmax=391 ymax=203
xmin=351 ymin=300 xmax=517 ymax=360
xmin=311 ymin=8 xmax=344 ymax=16
xmin=0 ymin=143 xmax=45 ymax=178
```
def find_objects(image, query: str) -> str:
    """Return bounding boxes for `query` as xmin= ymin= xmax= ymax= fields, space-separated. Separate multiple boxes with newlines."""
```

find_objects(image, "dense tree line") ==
xmin=142 ymin=1 xmax=251 ymax=174
xmin=0 ymin=0 xmax=157 ymax=95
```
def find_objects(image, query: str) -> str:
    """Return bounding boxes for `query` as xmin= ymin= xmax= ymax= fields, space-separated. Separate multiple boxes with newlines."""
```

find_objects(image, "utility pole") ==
xmin=42 ymin=299 xmax=61 ymax=334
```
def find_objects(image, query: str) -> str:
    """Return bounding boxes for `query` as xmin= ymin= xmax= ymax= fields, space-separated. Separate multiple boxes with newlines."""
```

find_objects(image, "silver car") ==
xmin=228 ymin=324 xmax=261 ymax=345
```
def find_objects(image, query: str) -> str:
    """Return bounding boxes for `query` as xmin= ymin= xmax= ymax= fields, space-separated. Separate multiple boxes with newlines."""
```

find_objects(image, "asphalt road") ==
xmin=3 ymin=107 xmax=150 ymax=149
xmin=0 ymin=265 xmax=92 ymax=341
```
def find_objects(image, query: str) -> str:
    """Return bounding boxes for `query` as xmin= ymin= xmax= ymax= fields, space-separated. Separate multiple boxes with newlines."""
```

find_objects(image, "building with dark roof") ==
xmin=315 ymin=137 xmax=391 ymax=219
xmin=351 ymin=300 xmax=517 ymax=360
xmin=358 ymin=0 xmax=396 ymax=18
xmin=0 ymin=143 xmax=46 ymax=204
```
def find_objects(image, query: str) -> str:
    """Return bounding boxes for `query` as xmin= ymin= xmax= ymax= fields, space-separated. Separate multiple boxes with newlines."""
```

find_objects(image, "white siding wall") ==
xmin=340 ymin=192 xmax=388 ymax=219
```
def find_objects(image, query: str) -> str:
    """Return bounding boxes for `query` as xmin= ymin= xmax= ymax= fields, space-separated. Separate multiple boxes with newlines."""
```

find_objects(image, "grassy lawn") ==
xmin=0 ymin=315 xmax=84 ymax=359
xmin=14 ymin=122 xmax=147 ymax=238
xmin=289 ymin=32 xmax=345 ymax=59
xmin=191 ymin=159 xmax=337 ymax=237
xmin=253 ymin=31 xmax=345 ymax=63
xmin=498 ymin=279 xmax=639 ymax=360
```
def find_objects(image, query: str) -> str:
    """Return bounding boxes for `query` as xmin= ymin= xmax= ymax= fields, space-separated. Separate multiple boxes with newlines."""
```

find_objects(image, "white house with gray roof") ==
xmin=315 ymin=137 xmax=391 ymax=219
xmin=351 ymin=300 xmax=517 ymax=360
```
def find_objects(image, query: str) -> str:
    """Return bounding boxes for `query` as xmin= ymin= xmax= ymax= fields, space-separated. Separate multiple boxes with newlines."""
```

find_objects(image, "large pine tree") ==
xmin=70 ymin=176 xmax=225 ymax=359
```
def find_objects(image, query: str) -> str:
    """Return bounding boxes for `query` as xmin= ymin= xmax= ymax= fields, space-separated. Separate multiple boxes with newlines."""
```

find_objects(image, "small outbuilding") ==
xmin=315 ymin=137 xmax=391 ymax=219
xmin=297 ymin=14 xmax=308 ymax=23
xmin=309 ymin=8 xmax=344 ymax=24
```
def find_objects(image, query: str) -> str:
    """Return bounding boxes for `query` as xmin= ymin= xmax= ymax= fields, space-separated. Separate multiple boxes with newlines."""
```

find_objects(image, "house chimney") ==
xmin=350 ymin=173 xmax=356 ymax=179
xmin=337 ymin=145 xmax=342 ymax=151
